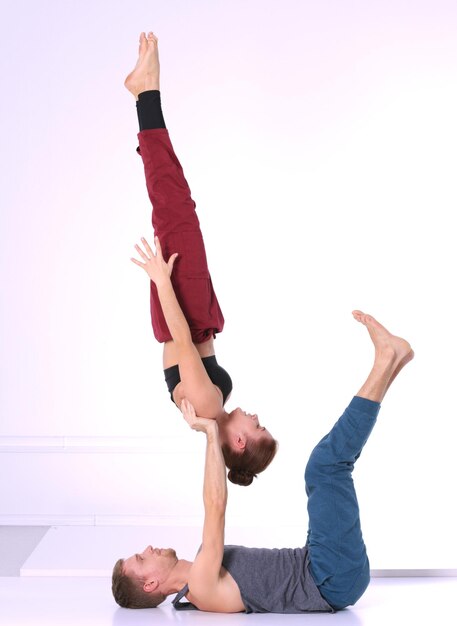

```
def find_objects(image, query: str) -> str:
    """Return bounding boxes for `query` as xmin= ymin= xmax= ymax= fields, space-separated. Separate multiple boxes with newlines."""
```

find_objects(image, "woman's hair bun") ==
xmin=227 ymin=468 xmax=256 ymax=487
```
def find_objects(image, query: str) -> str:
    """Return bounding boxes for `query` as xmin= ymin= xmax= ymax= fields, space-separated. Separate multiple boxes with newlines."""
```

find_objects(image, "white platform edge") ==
xmin=0 ymin=436 xmax=191 ymax=454
xmin=0 ymin=515 xmax=205 ymax=526
xmin=20 ymin=569 xmax=110 ymax=577
xmin=370 ymin=569 xmax=457 ymax=577
xmin=1 ymin=515 xmax=325 ymax=527
xmin=4 ymin=515 xmax=348 ymax=529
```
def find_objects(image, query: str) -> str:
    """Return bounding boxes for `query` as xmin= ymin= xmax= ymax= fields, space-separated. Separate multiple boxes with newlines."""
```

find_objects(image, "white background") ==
xmin=1 ymin=0 xmax=456 ymax=568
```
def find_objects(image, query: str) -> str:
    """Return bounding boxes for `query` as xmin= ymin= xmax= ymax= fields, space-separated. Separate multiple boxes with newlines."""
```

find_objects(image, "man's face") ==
xmin=123 ymin=545 xmax=178 ymax=585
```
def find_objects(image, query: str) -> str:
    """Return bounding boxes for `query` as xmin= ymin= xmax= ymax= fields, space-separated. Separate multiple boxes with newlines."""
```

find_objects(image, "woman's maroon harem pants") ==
xmin=137 ymin=129 xmax=225 ymax=344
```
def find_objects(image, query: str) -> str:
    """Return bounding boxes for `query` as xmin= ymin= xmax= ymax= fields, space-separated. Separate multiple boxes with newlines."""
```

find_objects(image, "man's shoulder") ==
xmin=187 ymin=565 xmax=245 ymax=613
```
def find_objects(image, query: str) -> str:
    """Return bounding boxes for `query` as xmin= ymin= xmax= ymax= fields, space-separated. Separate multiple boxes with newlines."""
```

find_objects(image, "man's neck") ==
xmin=163 ymin=559 xmax=193 ymax=596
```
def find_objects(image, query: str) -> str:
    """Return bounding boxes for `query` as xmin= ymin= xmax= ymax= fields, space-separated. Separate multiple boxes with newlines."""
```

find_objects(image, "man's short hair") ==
xmin=111 ymin=558 xmax=166 ymax=609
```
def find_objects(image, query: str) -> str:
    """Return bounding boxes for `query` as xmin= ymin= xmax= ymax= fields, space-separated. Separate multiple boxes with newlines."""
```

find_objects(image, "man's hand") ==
xmin=131 ymin=236 xmax=178 ymax=286
xmin=181 ymin=399 xmax=217 ymax=435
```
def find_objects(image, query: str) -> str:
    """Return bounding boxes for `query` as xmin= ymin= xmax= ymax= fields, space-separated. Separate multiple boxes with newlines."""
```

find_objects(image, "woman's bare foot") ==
xmin=124 ymin=32 xmax=160 ymax=100
xmin=352 ymin=310 xmax=414 ymax=401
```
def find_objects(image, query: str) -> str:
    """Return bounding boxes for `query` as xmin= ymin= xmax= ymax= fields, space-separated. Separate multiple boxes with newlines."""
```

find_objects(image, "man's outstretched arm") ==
xmin=180 ymin=400 xmax=244 ymax=613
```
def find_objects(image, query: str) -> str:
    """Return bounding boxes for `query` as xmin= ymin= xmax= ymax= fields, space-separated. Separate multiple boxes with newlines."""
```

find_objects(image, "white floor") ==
xmin=0 ymin=526 xmax=456 ymax=626
xmin=1 ymin=576 xmax=457 ymax=626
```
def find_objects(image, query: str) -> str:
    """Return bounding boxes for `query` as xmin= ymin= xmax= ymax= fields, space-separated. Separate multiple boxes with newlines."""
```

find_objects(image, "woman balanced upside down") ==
xmin=125 ymin=32 xmax=277 ymax=486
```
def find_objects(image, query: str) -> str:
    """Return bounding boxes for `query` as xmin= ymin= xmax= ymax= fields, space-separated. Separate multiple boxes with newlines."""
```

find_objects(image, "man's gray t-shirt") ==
xmin=221 ymin=544 xmax=334 ymax=614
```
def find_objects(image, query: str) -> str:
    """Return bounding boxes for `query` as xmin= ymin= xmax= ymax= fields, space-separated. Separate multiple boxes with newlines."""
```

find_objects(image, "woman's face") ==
xmin=223 ymin=407 xmax=272 ymax=441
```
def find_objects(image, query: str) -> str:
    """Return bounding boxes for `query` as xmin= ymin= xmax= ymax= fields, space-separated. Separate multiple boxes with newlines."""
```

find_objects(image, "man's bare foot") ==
xmin=124 ymin=32 xmax=160 ymax=100
xmin=385 ymin=349 xmax=415 ymax=393
xmin=352 ymin=310 xmax=414 ymax=373
xmin=352 ymin=310 xmax=414 ymax=402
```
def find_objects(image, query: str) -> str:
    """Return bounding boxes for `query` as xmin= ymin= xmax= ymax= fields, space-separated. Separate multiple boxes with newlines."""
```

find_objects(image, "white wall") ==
xmin=1 ymin=0 xmax=456 ymax=568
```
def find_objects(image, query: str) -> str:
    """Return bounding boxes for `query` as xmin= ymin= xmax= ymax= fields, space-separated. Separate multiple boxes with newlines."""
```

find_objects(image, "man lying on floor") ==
xmin=111 ymin=311 xmax=414 ymax=614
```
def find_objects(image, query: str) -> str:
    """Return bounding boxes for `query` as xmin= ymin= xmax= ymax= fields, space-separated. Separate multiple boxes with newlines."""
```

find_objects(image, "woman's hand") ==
xmin=131 ymin=236 xmax=178 ymax=286
xmin=181 ymin=399 xmax=217 ymax=435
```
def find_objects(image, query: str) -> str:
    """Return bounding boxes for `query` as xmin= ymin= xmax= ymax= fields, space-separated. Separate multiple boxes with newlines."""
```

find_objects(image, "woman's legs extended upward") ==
xmin=305 ymin=311 xmax=414 ymax=610
xmin=125 ymin=33 xmax=224 ymax=344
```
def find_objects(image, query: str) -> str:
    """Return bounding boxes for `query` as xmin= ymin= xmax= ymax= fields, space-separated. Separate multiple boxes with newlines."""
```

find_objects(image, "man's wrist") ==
xmin=206 ymin=421 xmax=219 ymax=440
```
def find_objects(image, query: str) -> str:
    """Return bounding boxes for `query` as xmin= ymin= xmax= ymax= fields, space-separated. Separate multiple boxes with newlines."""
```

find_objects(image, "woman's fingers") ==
xmin=168 ymin=252 xmax=179 ymax=274
xmin=141 ymin=237 xmax=155 ymax=258
xmin=154 ymin=236 xmax=163 ymax=258
xmin=131 ymin=236 xmax=178 ymax=280
xmin=130 ymin=257 xmax=145 ymax=268
xmin=135 ymin=243 xmax=150 ymax=262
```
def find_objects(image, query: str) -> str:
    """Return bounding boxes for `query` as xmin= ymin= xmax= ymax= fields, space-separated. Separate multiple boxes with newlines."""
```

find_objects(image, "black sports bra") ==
xmin=164 ymin=355 xmax=233 ymax=405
